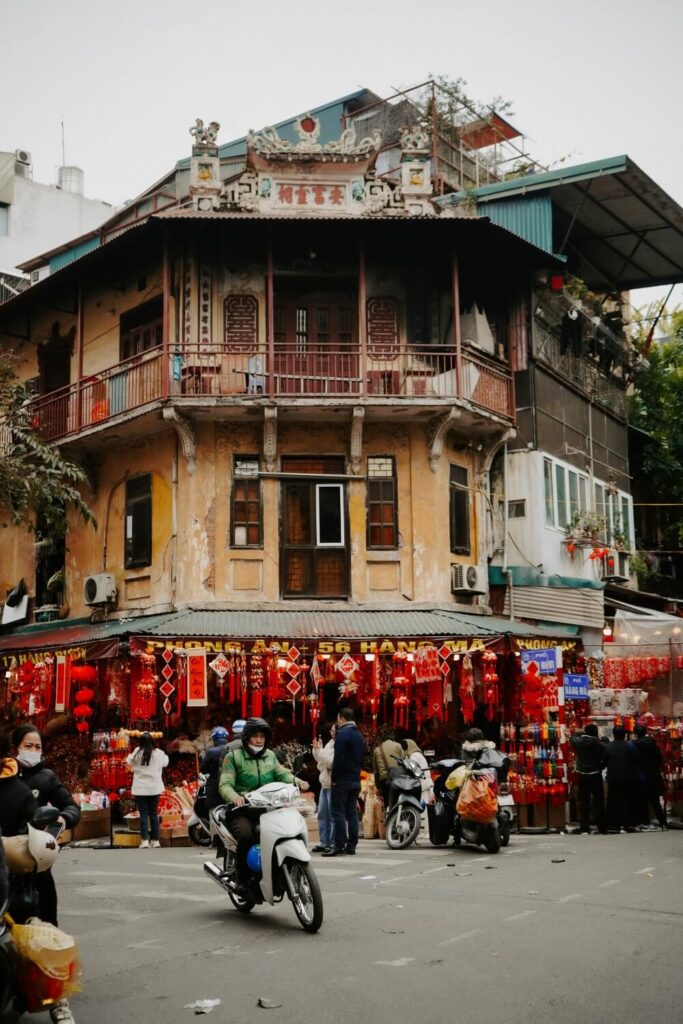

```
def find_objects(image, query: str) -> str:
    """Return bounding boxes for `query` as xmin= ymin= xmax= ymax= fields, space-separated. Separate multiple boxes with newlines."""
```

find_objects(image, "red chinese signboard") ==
xmin=186 ymin=649 xmax=208 ymax=707
xmin=54 ymin=655 xmax=68 ymax=712
xmin=275 ymin=182 xmax=347 ymax=208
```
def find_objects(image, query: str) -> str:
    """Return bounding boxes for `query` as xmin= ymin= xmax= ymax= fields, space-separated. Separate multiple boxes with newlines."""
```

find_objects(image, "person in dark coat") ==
xmin=200 ymin=726 xmax=231 ymax=813
xmin=603 ymin=725 xmax=640 ymax=832
xmin=323 ymin=708 xmax=365 ymax=857
xmin=12 ymin=725 xmax=80 ymax=925
xmin=633 ymin=724 xmax=667 ymax=829
xmin=0 ymin=733 xmax=37 ymax=838
xmin=12 ymin=724 xmax=80 ymax=1024
xmin=570 ymin=723 xmax=607 ymax=834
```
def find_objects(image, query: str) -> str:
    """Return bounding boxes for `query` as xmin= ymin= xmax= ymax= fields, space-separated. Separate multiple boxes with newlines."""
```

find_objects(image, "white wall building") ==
xmin=0 ymin=151 xmax=112 ymax=285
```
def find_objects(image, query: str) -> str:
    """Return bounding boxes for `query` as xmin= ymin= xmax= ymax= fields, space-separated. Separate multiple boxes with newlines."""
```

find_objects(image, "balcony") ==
xmin=30 ymin=342 xmax=513 ymax=442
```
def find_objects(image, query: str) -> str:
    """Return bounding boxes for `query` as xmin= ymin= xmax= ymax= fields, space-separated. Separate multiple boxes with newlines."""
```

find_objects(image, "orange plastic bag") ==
xmin=455 ymin=773 xmax=498 ymax=824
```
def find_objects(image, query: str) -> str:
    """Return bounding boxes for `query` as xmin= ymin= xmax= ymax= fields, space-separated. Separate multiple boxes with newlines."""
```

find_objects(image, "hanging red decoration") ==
xmin=250 ymin=655 xmax=264 ymax=717
xmin=70 ymin=664 xmax=97 ymax=685
xmin=73 ymin=680 xmax=96 ymax=734
xmin=459 ymin=654 xmax=476 ymax=723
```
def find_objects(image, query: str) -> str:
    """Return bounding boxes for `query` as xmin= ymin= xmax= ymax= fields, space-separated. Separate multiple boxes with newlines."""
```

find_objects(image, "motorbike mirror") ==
xmin=31 ymin=807 xmax=61 ymax=828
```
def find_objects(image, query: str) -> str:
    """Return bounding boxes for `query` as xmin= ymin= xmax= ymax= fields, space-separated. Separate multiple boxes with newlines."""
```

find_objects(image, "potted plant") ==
xmin=610 ymin=513 xmax=627 ymax=551
xmin=565 ymin=510 xmax=607 ymax=542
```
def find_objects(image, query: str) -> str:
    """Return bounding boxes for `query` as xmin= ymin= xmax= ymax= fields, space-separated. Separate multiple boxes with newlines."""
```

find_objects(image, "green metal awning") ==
xmin=124 ymin=607 xmax=574 ymax=641
xmin=436 ymin=155 xmax=683 ymax=290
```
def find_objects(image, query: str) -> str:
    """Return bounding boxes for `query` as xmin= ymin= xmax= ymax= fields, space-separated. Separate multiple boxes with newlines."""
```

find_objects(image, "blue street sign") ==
xmin=564 ymin=673 xmax=589 ymax=700
xmin=520 ymin=648 xmax=557 ymax=675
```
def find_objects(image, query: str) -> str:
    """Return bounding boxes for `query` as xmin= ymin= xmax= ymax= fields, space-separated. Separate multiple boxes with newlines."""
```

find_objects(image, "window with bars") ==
xmin=125 ymin=474 xmax=152 ymax=569
xmin=367 ymin=456 xmax=398 ymax=549
xmin=231 ymin=457 xmax=262 ymax=547
xmin=449 ymin=465 xmax=471 ymax=555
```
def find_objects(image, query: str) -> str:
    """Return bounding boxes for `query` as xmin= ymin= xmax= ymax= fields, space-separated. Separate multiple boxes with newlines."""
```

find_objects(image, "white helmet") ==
xmin=3 ymin=825 xmax=61 ymax=873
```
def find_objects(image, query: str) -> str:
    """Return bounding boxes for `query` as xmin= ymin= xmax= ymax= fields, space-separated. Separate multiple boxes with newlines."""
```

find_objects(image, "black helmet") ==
xmin=241 ymin=717 xmax=271 ymax=751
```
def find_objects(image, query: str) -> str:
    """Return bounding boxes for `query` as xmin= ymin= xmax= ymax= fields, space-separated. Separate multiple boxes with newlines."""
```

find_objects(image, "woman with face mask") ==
xmin=12 ymin=724 xmax=81 ymax=1024
xmin=0 ymin=731 xmax=37 ymax=839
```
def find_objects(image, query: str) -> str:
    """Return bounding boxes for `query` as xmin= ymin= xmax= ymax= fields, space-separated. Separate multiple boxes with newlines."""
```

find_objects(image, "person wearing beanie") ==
xmin=570 ymin=723 xmax=607 ymax=834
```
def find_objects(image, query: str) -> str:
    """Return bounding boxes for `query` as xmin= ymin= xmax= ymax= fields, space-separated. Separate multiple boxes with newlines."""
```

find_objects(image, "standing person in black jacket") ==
xmin=323 ymin=708 xmax=365 ymax=857
xmin=12 ymin=724 xmax=81 ymax=1024
xmin=633 ymin=724 xmax=667 ymax=830
xmin=603 ymin=725 xmax=640 ymax=832
xmin=570 ymin=723 xmax=607 ymax=834
xmin=200 ymin=726 xmax=231 ymax=814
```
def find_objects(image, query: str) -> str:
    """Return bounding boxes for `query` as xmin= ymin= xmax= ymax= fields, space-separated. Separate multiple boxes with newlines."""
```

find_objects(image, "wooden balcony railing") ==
xmin=30 ymin=343 xmax=513 ymax=442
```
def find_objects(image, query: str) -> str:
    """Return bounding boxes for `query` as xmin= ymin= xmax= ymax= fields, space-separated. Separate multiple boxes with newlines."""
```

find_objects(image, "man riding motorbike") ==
xmin=218 ymin=717 xmax=308 ymax=896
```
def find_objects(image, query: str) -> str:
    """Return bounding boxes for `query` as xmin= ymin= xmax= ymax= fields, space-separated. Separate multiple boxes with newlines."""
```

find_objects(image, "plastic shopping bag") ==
xmin=455 ymin=772 xmax=498 ymax=824
xmin=6 ymin=915 xmax=82 ymax=1011
xmin=445 ymin=764 xmax=468 ymax=791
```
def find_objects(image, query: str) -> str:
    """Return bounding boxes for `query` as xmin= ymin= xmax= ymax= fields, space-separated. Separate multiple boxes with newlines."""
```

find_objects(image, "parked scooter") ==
xmin=428 ymin=747 xmax=514 ymax=854
xmin=188 ymin=773 xmax=212 ymax=847
xmin=0 ymin=807 xmax=65 ymax=1021
xmin=204 ymin=782 xmax=323 ymax=933
xmin=384 ymin=755 xmax=425 ymax=850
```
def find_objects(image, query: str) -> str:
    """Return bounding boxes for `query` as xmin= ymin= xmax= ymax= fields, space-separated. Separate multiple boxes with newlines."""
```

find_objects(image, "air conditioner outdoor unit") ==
xmin=83 ymin=573 xmax=117 ymax=605
xmin=15 ymin=149 xmax=31 ymax=165
xmin=602 ymin=550 xmax=630 ymax=584
xmin=451 ymin=563 xmax=487 ymax=595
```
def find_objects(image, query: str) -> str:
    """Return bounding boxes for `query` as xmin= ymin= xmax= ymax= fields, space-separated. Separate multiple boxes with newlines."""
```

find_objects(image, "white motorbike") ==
xmin=204 ymin=782 xmax=323 ymax=933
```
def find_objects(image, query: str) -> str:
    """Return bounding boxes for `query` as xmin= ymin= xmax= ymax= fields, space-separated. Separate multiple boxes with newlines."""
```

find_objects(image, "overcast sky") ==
xmin=2 ymin=0 xmax=681 ymax=311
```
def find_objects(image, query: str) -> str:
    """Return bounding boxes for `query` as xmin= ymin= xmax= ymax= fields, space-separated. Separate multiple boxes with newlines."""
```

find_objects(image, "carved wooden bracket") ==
xmin=263 ymin=407 xmax=278 ymax=471
xmin=349 ymin=406 xmax=365 ymax=475
xmin=427 ymin=408 xmax=461 ymax=473
xmin=162 ymin=406 xmax=197 ymax=474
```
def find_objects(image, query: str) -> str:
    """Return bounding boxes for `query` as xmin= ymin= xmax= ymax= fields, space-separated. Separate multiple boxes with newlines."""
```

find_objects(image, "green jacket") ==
xmin=219 ymin=747 xmax=293 ymax=805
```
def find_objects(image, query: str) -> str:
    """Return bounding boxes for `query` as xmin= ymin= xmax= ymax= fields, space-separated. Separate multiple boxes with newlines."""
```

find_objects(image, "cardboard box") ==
xmin=73 ymin=808 xmax=111 ymax=841
xmin=159 ymin=826 xmax=191 ymax=848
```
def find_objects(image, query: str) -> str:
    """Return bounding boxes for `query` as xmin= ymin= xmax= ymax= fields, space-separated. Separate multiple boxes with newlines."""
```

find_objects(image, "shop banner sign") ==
xmin=54 ymin=655 xmax=67 ymax=711
xmin=187 ymin=649 xmax=208 ymax=707
xmin=564 ymin=673 xmax=589 ymax=700
xmin=520 ymin=648 xmax=558 ymax=675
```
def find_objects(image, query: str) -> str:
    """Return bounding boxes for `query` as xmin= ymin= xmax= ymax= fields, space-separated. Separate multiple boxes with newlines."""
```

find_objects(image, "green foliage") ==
xmin=0 ymin=349 xmax=96 ymax=540
xmin=627 ymin=305 xmax=683 ymax=553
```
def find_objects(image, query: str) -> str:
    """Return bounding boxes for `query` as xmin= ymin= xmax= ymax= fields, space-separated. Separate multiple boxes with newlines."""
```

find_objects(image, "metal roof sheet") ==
xmin=0 ymin=612 xmax=177 ymax=653
xmin=436 ymin=155 xmax=683 ymax=290
xmin=124 ymin=607 xmax=572 ymax=640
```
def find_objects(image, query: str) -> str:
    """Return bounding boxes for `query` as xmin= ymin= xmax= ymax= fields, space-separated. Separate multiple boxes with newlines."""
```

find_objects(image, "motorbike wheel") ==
xmin=385 ymin=806 xmax=421 ymax=849
xmin=228 ymin=888 xmax=255 ymax=913
xmin=484 ymin=828 xmax=502 ymax=854
xmin=188 ymin=822 xmax=212 ymax=848
xmin=500 ymin=823 xmax=511 ymax=848
xmin=284 ymin=859 xmax=323 ymax=933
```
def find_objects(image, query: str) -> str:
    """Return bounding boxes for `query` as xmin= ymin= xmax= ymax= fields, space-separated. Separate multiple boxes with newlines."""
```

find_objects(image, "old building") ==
xmin=2 ymin=85 xmax=682 ymax=738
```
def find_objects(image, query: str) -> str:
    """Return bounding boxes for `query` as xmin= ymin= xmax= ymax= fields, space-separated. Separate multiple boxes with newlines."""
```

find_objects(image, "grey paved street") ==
xmin=36 ymin=830 xmax=682 ymax=1024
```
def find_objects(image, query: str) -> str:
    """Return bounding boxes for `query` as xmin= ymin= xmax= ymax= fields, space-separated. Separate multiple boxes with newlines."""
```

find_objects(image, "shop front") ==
xmin=0 ymin=608 xmax=580 ymax=842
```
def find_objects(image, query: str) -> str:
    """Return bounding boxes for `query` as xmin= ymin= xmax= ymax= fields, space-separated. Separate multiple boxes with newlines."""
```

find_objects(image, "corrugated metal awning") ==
xmin=125 ymin=607 xmax=572 ymax=641
xmin=0 ymin=612 xmax=176 ymax=654
xmin=437 ymin=155 xmax=683 ymax=290
xmin=502 ymin=587 xmax=604 ymax=629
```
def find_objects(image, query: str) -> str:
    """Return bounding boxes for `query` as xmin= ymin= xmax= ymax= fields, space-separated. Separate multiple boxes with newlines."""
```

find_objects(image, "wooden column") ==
xmin=266 ymin=230 xmax=275 ymax=398
xmin=75 ymin=280 xmax=83 ymax=432
xmin=162 ymin=231 xmax=170 ymax=400
xmin=451 ymin=247 xmax=463 ymax=398
xmin=358 ymin=233 xmax=367 ymax=397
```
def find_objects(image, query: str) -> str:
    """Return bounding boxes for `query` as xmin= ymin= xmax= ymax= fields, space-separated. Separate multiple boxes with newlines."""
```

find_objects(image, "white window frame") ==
xmin=543 ymin=456 xmax=590 ymax=531
xmin=315 ymin=483 xmax=344 ymax=547
xmin=594 ymin=481 xmax=634 ymax=551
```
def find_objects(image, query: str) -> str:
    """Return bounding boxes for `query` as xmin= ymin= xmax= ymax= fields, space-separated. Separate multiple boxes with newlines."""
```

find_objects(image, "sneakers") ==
xmin=310 ymin=845 xmax=329 ymax=853
xmin=139 ymin=839 xmax=150 ymax=849
xmin=49 ymin=1000 xmax=75 ymax=1023
xmin=150 ymin=840 xmax=161 ymax=848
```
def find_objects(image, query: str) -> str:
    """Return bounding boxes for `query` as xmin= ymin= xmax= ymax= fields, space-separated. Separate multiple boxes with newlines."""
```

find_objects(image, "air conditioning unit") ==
xmin=15 ymin=149 xmax=31 ymax=165
xmin=83 ymin=573 xmax=117 ymax=605
xmin=451 ymin=563 xmax=487 ymax=595
xmin=602 ymin=550 xmax=629 ymax=583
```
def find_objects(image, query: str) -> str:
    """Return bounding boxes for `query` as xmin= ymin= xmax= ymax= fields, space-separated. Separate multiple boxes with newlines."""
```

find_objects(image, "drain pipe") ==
xmin=501 ymin=441 xmax=514 ymax=621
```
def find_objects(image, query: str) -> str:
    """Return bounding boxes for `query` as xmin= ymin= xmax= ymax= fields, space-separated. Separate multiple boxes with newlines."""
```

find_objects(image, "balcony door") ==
xmin=273 ymin=289 xmax=358 ymax=395
xmin=281 ymin=456 xmax=348 ymax=598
